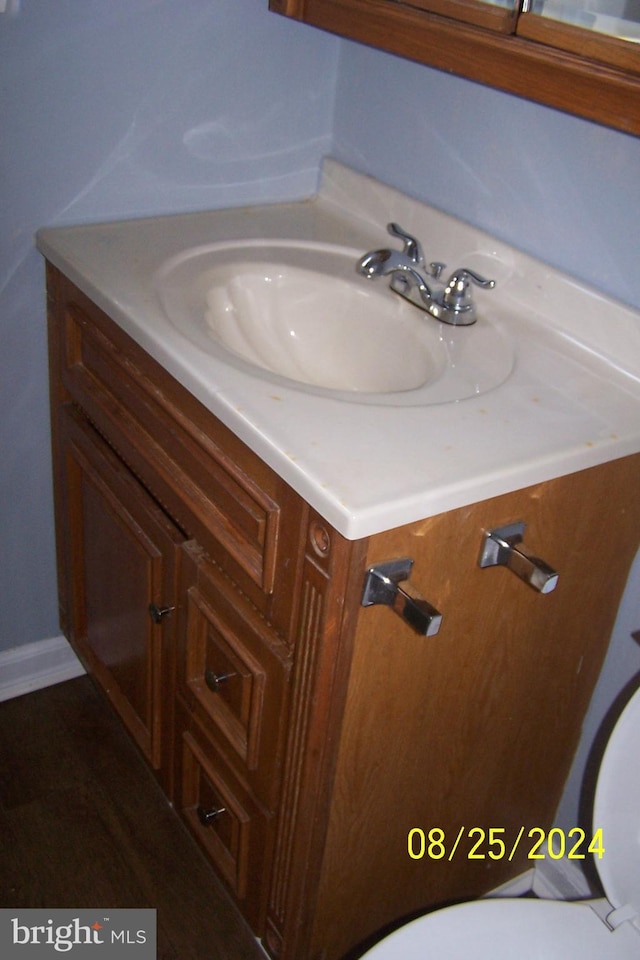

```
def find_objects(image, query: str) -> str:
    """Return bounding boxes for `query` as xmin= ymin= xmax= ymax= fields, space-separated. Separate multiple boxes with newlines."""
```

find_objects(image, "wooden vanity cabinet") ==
xmin=46 ymin=263 xmax=640 ymax=960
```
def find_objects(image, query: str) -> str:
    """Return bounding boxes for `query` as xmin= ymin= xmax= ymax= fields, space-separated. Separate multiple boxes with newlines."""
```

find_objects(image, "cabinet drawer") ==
xmin=56 ymin=280 xmax=301 ymax=610
xmin=178 ymin=542 xmax=292 ymax=808
xmin=175 ymin=706 xmax=271 ymax=932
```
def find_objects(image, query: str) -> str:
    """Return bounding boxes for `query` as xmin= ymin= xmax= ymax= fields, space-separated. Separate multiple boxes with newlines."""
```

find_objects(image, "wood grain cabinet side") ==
xmin=303 ymin=455 xmax=640 ymax=960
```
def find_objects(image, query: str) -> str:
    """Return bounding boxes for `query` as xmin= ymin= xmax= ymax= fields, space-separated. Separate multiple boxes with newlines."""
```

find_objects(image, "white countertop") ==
xmin=37 ymin=160 xmax=640 ymax=540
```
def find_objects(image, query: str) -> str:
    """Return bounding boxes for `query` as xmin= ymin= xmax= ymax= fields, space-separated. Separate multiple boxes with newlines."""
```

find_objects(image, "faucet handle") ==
xmin=445 ymin=267 xmax=495 ymax=292
xmin=442 ymin=268 xmax=495 ymax=309
xmin=387 ymin=223 xmax=424 ymax=265
xmin=436 ymin=268 xmax=496 ymax=325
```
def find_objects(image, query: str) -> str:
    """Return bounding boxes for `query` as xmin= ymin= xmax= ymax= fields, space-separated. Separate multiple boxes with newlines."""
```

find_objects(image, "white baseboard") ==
xmin=532 ymin=855 xmax=594 ymax=900
xmin=485 ymin=857 xmax=594 ymax=902
xmin=485 ymin=868 xmax=536 ymax=898
xmin=0 ymin=635 xmax=85 ymax=702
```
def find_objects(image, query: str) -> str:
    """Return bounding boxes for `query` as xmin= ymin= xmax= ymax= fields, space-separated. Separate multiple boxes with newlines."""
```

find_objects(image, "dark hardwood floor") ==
xmin=0 ymin=675 xmax=265 ymax=960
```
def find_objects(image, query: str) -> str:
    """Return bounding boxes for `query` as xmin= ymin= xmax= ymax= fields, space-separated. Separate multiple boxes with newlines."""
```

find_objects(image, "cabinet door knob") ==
xmin=197 ymin=804 xmax=226 ymax=826
xmin=479 ymin=522 xmax=558 ymax=594
xmin=148 ymin=603 xmax=174 ymax=623
xmin=204 ymin=669 xmax=237 ymax=693
xmin=361 ymin=558 xmax=443 ymax=637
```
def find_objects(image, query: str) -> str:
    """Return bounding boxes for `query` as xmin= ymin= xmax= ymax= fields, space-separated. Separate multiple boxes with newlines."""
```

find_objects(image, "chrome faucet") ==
xmin=357 ymin=223 xmax=495 ymax=326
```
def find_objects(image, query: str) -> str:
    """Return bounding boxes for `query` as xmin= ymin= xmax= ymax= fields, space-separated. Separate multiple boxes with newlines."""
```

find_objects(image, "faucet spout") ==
xmin=356 ymin=248 xmax=393 ymax=279
xmin=357 ymin=248 xmax=408 ymax=278
xmin=357 ymin=249 xmax=433 ymax=306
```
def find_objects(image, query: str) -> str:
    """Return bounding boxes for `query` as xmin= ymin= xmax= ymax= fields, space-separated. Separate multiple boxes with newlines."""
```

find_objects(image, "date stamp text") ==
xmin=407 ymin=827 xmax=605 ymax=862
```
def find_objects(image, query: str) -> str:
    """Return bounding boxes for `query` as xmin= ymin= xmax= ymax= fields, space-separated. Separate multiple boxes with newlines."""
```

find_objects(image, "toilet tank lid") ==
xmin=593 ymin=682 xmax=640 ymax=931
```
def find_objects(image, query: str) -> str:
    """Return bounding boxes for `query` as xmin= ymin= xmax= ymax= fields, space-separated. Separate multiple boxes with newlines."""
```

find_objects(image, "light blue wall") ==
xmin=332 ymin=41 xmax=640 ymax=312
xmin=0 ymin=0 xmax=338 ymax=651
xmin=1 ymin=1 xmax=639 ymax=655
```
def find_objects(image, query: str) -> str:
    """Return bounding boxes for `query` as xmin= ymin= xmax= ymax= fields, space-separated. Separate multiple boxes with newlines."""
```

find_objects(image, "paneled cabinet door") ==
xmin=58 ymin=405 xmax=184 ymax=789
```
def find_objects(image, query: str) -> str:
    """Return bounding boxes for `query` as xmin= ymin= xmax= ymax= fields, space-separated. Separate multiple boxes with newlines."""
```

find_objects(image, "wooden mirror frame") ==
xmin=270 ymin=0 xmax=640 ymax=137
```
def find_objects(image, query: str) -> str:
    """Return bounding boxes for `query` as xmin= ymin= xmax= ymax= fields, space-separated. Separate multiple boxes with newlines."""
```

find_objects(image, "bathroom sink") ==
xmin=155 ymin=240 xmax=514 ymax=406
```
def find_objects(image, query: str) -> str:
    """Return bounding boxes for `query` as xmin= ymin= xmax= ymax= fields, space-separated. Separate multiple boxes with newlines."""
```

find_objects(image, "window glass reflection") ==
xmin=530 ymin=0 xmax=640 ymax=40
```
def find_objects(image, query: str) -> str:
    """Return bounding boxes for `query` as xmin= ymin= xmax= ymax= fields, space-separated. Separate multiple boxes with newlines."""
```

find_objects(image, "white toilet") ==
xmin=363 ymin=684 xmax=640 ymax=959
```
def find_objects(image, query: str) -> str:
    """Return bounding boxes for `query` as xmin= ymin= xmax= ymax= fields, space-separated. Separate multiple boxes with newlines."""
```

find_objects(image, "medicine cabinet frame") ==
xmin=270 ymin=0 xmax=640 ymax=136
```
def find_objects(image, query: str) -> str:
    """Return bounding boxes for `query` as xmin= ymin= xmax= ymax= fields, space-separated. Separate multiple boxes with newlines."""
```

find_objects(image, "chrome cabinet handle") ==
xmin=479 ymin=522 xmax=558 ymax=594
xmin=361 ymin=558 xmax=443 ymax=637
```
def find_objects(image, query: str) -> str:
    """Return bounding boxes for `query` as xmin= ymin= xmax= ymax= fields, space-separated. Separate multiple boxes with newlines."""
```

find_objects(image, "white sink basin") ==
xmin=155 ymin=240 xmax=514 ymax=406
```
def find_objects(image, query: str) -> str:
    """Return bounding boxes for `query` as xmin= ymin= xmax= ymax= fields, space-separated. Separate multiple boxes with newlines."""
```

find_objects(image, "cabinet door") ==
xmin=58 ymin=405 xmax=184 ymax=785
